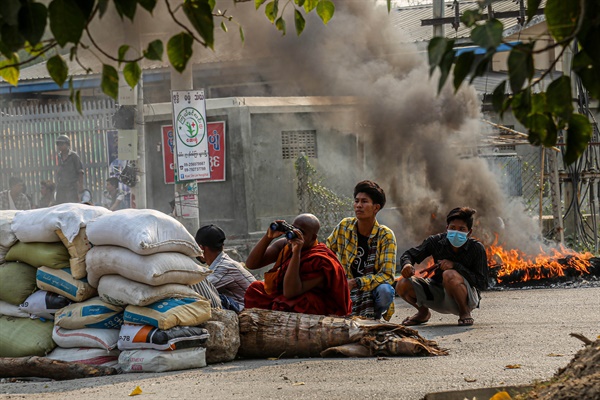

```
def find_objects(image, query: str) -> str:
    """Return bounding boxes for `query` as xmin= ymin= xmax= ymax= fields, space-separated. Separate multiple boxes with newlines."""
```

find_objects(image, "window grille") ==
xmin=281 ymin=130 xmax=317 ymax=159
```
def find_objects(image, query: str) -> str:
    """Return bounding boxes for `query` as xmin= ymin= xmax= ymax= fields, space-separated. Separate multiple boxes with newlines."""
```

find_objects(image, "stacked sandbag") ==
xmin=0 ymin=204 xmax=109 ymax=358
xmin=85 ymin=209 xmax=212 ymax=372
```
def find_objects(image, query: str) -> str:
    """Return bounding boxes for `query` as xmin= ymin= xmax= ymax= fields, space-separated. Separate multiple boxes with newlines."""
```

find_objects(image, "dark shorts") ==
xmin=409 ymin=276 xmax=480 ymax=316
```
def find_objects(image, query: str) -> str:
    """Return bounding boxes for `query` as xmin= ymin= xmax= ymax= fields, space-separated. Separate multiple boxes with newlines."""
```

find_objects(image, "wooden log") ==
xmin=0 ymin=357 xmax=118 ymax=380
xmin=238 ymin=308 xmax=447 ymax=359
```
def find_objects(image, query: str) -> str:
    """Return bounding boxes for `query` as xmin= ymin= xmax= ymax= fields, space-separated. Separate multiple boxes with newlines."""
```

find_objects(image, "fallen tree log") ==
xmin=0 ymin=356 xmax=118 ymax=380
xmin=238 ymin=308 xmax=447 ymax=359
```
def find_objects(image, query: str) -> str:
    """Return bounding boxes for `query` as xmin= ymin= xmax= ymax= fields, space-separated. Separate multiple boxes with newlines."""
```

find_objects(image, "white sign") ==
xmin=171 ymin=90 xmax=211 ymax=181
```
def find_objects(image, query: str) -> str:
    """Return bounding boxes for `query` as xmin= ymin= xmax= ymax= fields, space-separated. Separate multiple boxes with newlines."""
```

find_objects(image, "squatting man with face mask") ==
xmin=395 ymin=207 xmax=488 ymax=327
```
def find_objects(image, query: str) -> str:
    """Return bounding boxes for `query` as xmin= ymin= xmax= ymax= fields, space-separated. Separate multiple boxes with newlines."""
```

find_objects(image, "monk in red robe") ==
xmin=245 ymin=213 xmax=352 ymax=316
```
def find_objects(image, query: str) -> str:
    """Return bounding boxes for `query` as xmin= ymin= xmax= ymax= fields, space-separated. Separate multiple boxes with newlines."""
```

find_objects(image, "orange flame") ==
xmin=487 ymin=240 xmax=593 ymax=283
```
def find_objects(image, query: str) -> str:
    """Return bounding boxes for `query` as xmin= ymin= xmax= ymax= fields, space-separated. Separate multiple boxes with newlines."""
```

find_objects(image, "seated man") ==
xmin=195 ymin=224 xmax=256 ymax=312
xmin=395 ymin=207 xmax=488 ymax=327
xmin=244 ymin=213 xmax=351 ymax=316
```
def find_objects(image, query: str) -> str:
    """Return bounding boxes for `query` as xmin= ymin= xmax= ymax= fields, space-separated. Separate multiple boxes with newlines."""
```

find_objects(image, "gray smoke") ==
xmin=225 ymin=1 xmax=545 ymax=252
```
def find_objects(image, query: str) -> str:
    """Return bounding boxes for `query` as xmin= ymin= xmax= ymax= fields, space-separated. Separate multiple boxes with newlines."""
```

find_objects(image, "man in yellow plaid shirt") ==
xmin=326 ymin=180 xmax=397 ymax=320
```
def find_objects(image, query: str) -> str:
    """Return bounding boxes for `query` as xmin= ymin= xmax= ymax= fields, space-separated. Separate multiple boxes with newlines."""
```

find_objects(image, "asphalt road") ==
xmin=1 ymin=285 xmax=599 ymax=400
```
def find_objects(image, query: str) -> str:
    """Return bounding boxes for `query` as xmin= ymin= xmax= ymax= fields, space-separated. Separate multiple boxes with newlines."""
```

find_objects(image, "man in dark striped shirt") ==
xmin=395 ymin=207 xmax=488 ymax=327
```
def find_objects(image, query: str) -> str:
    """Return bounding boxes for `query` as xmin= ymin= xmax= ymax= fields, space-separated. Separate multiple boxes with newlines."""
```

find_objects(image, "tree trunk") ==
xmin=238 ymin=308 xmax=447 ymax=359
xmin=0 ymin=357 xmax=118 ymax=380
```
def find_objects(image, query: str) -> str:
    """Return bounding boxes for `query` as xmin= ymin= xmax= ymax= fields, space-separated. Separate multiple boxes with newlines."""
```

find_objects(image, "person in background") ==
xmin=194 ymin=224 xmax=256 ymax=312
xmin=326 ymin=180 xmax=397 ymax=320
xmin=245 ymin=213 xmax=351 ymax=316
xmin=395 ymin=207 xmax=488 ymax=327
xmin=102 ymin=177 xmax=126 ymax=211
xmin=0 ymin=176 xmax=32 ymax=210
xmin=54 ymin=135 xmax=84 ymax=204
xmin=38 ymin=180 xmax=56 ymax=208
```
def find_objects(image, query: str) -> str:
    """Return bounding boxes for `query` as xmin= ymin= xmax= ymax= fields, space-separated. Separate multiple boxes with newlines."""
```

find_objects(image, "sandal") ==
xmin=402 ymin=315 xmax=430 ymax=326
xmin=458 ymin=317 xmax=474 ymax=326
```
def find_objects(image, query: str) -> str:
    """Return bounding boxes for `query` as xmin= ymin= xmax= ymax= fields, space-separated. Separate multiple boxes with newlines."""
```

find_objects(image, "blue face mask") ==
xmin=447 ymin=230 xmax=468 ymax=248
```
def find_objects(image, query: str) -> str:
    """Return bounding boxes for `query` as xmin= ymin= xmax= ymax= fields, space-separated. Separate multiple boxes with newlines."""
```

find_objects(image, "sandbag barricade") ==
xmin=0 ymin=210 xmax=18 ymax=264
xmin=19 ymin=290 xmax=72 ymax=320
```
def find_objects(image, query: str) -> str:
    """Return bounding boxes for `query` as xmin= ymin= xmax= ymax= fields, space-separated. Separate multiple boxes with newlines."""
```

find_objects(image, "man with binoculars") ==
xmin=244 ymin=213 xmax=351 ymax=316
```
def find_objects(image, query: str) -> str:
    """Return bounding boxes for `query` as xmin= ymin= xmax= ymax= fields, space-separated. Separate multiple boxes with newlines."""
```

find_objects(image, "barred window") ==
xmin=281 ymin=130 xmax=317 ymax=159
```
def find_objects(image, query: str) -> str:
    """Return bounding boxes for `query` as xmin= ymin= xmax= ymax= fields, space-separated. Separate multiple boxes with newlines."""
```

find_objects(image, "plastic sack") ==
xmin=98 ymin=275 xmax=201 ymax=307
xmin=123 ymin=297 xmax=211 ymax=330
xmin=119 ymin=347 xmax=206 ymax=373
xmin=19 ymin=290 xmax=72 ymax=320
xmin=118 ymin=324 xmax=209 ymax=351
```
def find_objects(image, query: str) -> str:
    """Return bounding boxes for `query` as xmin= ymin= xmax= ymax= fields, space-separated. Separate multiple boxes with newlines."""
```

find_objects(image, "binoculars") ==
xmin=270 ymin=221 xmax=298 ymax=240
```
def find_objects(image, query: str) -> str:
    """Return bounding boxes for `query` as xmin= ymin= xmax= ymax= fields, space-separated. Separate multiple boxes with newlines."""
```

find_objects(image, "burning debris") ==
xmin=486 ymin=243 xmax=600 ymax=287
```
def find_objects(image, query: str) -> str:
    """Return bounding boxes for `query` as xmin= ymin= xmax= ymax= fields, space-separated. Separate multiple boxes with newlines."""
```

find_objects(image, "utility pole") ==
xmin=170 ymin=66 xmax=199 ymax=235
xmin=433 ymin=0 xmax=445 ymax=38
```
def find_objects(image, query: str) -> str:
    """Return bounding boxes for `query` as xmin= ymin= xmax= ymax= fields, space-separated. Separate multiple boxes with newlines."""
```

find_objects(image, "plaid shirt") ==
xmin=326 ymin=217 xmax=397 ymax=291
xmin=0 ymin=190 xmax=31 ymax=210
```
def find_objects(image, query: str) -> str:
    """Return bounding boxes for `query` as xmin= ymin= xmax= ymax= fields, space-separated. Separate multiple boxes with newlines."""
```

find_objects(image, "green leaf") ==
xmin=0 ymin=53 xmax=19 ymax=86
xmin=18 ymin=2 xmax=47 ymax=46
xmin=564 ymin=113 xmax=592 ymax=165
xmin=167 ymin=32 xmax=193 ymax=73
xmin=512 ymin=88 xmax=532 ymax=126
xmin=546 ymin=0 xmax=580 ymax=43
xmin=461 ymin=9 xmax=482 ymax=28
xmin=221 ymin=21 xmax=227 ymax=32
xmin=527 ymin=113 xmax=550 ymax=145
xmin=118 ymin=45 xmax=130 ymax=65
xmin=530 ymin=92 xmax=547 ymax=115
xmin=572 ymin=51 xmax=600 ymax=100
xmin=543 ymin=118 xmax=558 ymax=147
xmin=49 ymin=0 xmax=86 ymax=47
xmin=138 ymin=0 xmax=157 ymax=13
xmin=470 ymin=52 xmax=492 ymax=82
xmin=123 ymin=62 xmax=141 ymax=88
xmin=294 ymin=9 xmax=305 ymax=36
xmin=208 ymin=0 xmax=216 ymax=10
xmin=438 ymin=51 xmax=455 ymax=93
xmin=101 ymin=64 xmax=119 ymax=99
xmin=1 ymin=23 xmax=26 ymax=52
xmin=239 ymin=25 xmax=245 ymax=43
xmin=47 ymin=55 xmax=68 ymax=87
xmin=428 ymin=37 xmax=450 ymax=76
xmin=471 ymin=19 xmax=503 ymax=49
xmin=294 ymin=0 xmax=306 ymax=6
xmin=275 ymin=17 xmax=286 ymax=35
xmin=74 ymin=89 xmax=82 ymax=114
xmin=265 ymin=1 xmax=278 ymax=23
xmin=507 ymin=44 xmax=533 ymax=93
xmin=143 ymin=40 xmax=163 ymax=61
xmin=24 ymin=41 xmax=46 ymax=57
xmin=453 ymin=51 xmax=475 ymax=92
xmin=114 ymin=0 xmax=137 ymax=20
xmin=182 ymin=0 xmax=214 ymax=49
xmin=255 ymin=0 xmax=268 ymax=9
xmin=98 ymin=0 xmax=109 ymax=17
xmin=387 ymin=0 xmax=391 ymax=13
xmin=304 ymin=0 xmax=318 ymax=13
xmin=75 ymin=0 xmax=95 ymax=20
xmin=316 ymin=0 xmax=334 ymax=25
xmin=546 ymin=76 xmax=573 ymax=121
xmin=0 ymin=0 xmax=21 ymax=26
xmin=491 ymin=81 xmax=507 ymax=115
xmin=526 ymin=0 xmax=543 ymax=24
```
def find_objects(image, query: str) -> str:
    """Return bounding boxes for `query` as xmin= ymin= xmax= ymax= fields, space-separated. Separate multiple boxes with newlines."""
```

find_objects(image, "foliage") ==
xmin=428 ymin=0 xmax=599 ymax=165
xmin=294 ymin=154 xmax=352 ymax=234
xmin=0 ymin=0 xmax=343 ymax=110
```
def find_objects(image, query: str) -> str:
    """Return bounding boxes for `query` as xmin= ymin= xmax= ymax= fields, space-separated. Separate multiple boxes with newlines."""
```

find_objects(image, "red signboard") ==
xmin=162 ymin=122 xmax=226 ymax=184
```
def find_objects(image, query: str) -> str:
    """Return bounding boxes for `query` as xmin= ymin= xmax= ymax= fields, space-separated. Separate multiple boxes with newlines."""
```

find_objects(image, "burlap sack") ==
xmin=85 ymin=208 xmax=201 ymax=256
xmin=11 ymin=203 xmax=111 ymax=243
xmin=86 ymin=246 xmax=210 ymax=288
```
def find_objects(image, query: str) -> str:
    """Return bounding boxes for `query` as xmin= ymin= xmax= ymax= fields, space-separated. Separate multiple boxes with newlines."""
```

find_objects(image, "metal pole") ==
xmin=433 ymin=0 xmax=445 ymax=38
xmin=135 ymin=75 xmax=147 ymax=208
xmin=538 ymin=147 xmax=545 ymax=231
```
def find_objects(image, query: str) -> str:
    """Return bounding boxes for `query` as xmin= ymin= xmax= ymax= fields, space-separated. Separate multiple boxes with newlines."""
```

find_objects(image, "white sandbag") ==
xmin=118 ymin=324 xmax=209 ymax=351
xmin=56 ymin=228 xmax=91 ymax=279
xmin=19 ymin=290 xmax=72 ymax=320
xmin=36 ymin=267 xmax=97 ymax=302
xmin=11 ymin=203 xmax=111 ymax=243
xmin=86 ymin=246 xmax=210 ymax=288
xmin=54 ymin=297 xmax=124 ymax=330
xmin=123 ymin=297 xmax=211 ymax=330
xmin=0 ymin=300 xmax=30 ymax=318
xmin=0 ymin=210 xmax=18 ymax=248
xmin=47 ymin=347 xmax=120 ymax=368
xmin=53 ymin=326 xmax=119 ymax=350
xmin=98 ymin=275 xmax=202 ymax=307
xmin=85 ymin=209 xmax=201 ymax=256
xmin=119 ymin=347 xmax=206 ymax=373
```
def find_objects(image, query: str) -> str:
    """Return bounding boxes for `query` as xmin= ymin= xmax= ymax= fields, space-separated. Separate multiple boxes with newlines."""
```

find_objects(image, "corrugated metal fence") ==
xmin=0 ymin=100 xmax=116 ymax=207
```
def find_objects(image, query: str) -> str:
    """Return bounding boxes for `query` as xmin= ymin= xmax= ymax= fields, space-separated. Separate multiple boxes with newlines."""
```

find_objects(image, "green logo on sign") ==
xmin=176 ymin=107 xmax=205 ymax=147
